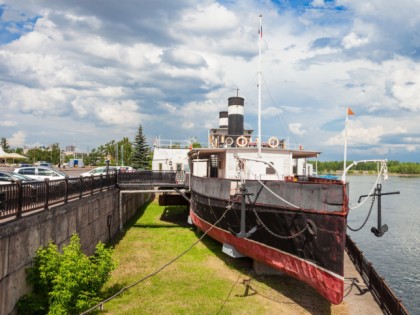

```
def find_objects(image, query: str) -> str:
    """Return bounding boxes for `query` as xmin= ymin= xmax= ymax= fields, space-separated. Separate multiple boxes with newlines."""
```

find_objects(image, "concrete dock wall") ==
xmin=0 ymin=189 xmax=151 ymax=315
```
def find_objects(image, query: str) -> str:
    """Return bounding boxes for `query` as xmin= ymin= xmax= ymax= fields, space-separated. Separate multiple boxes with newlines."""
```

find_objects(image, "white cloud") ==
xmin=8 ymin=131 xmax=26 ymax=147
xmin=289 ymin=123 xmax=307 ymax=136
xmin=342 ymin=32 xmax=369 ymax=49
xmin=0 ymin=121 xmax=18 ymax=127
xmin=176 ymin=3 xmax=239 ymax=34
xmin=0 ymin=0 xmax=419 ymax=161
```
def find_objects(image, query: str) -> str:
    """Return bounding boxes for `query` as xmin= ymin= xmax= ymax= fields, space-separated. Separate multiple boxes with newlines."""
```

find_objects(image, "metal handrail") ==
xmin=0 ymin=170 xmax=188 ymax=223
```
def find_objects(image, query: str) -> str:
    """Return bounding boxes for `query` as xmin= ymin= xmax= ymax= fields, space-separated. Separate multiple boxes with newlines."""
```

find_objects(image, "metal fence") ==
xmin=0 ymin=171 xmax=187 ymax=222
xmin=117 ymin=170 xmax=180 ymax=185
xmin=0 ymin=173 xmax=117 ymax=221
xmin=346 ymin=235 xmax=410 ymax=315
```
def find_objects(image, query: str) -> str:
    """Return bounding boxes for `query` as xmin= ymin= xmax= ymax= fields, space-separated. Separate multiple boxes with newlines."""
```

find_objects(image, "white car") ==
xmin=80 ymin=166 xmax=117 ymax=177
xmin=0 ymin=171 xmax=36 ymax=185
xmin=13 ymin=166 xmax=68 ymax=181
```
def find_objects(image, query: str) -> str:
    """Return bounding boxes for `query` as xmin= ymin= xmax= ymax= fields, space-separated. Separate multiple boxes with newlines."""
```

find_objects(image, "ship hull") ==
xmin=189 ymin=176 xmax=348 ymax=304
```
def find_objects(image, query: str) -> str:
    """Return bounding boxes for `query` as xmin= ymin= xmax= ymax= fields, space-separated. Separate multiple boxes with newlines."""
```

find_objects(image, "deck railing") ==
xmin=346 ymin=235 xmax=410 ymax=315
xmin=0 ymin=171 xmax=187 ymax=222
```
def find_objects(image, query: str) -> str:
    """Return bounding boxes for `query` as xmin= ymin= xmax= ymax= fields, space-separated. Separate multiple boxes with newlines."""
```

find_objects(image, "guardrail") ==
xmin=117 ymin=170 xmax=182 ymax=185
xmin=0 ymin=171 xmax=188 ymax=222
xmin=0 ymin=173 xmax=118 ymax=221
xmin=346 ymin=235 xmax=410 ymax=315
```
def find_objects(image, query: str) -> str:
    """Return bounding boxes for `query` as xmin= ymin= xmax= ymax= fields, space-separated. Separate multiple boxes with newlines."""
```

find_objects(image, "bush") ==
xmin=16 ymin=234 xmax=116 ymax=315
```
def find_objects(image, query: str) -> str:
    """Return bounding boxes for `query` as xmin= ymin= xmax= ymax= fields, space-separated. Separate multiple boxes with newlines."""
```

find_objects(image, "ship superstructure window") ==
xmin=210 ymin=155 xmax=219 ymax=178
xmin=266 ymin=162 xmax=276 ymax=175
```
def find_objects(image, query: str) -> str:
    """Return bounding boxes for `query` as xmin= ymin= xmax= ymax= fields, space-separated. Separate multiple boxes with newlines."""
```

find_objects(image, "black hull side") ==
xmin=191 ymin=192 xmax=346 ymax=276
xmin=189 ymin=177 xmax=348 ymax=304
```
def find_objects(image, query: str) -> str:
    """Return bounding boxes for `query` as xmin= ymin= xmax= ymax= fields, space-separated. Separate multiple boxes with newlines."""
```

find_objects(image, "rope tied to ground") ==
xmin=80 ymin=204 xmax=232 ymax=314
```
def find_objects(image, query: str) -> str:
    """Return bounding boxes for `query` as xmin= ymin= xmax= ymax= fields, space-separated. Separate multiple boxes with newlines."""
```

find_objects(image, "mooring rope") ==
xmin=80 ymin=204 xmax=231 ymax=314
xmin=233 ymin=158 xmax=312 ymax=239
xmin=241 ymin=160 xmax=300 ymax=209
xmin=349 ymin=161 xmax=387 ymax=210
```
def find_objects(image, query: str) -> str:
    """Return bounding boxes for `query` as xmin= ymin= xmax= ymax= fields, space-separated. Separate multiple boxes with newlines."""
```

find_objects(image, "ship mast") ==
xmin=258 ymin=14 xmax=262 ymax=157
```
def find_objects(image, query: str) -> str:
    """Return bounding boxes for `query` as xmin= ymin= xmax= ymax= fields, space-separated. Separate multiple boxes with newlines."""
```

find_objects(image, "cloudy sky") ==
xmin=0 ymin=0 xmax=419 ymax=161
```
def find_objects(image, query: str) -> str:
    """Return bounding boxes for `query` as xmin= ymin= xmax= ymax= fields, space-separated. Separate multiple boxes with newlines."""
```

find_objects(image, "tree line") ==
xmin=309 ymin=160 xmax=420 ymax=175
xmin=1 ymin=125 xmax=152 ymax=169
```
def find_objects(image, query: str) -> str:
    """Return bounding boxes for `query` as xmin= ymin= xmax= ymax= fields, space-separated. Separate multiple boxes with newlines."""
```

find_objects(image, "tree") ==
xmin=16 ymin=234 xmax=115 ymax=315
xmin=131 ymin=125 xmax=150 ymax=169
xmin=1 ymin=137 xmax=10 ymax=152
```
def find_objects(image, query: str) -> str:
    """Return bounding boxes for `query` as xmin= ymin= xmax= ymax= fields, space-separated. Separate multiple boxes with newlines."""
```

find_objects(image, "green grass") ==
xmin=98 ymin=199 xmax=345 ymax=315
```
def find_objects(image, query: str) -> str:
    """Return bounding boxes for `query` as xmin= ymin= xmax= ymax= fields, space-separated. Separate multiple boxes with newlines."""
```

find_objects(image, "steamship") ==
xmin=187 ymin=96 xmax=349 ymax=305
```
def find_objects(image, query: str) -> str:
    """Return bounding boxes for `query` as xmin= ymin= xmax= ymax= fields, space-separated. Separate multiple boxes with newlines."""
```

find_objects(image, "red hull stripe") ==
xmin=190 ymin=211 xmax=344 ymax=305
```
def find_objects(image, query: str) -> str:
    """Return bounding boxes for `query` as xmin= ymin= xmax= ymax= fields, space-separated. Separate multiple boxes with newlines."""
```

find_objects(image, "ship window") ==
xmin=159 ymin=163 xmax=162 ymax=171
xmin=266 ymin=162 xmax=276 ymax=175
xmin=176 ymin=163 xmax=182 ymax=171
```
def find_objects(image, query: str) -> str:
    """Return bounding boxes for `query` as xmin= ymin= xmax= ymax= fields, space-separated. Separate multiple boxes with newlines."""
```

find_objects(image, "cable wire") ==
xmin=80 ymin=205 xmax=231 ymax=314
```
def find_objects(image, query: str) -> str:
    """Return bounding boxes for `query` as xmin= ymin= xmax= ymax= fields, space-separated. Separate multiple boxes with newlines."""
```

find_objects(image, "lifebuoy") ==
xmin=268 ymin=136 xmax=279 ymax=148
xmin=225 ymin=137 xmax=234 ymax=146
xmin=236 ymin=136 xmax=248 ymax=147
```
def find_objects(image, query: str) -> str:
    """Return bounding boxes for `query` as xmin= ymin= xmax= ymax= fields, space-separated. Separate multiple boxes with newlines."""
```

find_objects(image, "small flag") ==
xmin=347 ymin=108 xmax=355 ymax=115
xmin=259 ymin=25 xmax=263 ymax=38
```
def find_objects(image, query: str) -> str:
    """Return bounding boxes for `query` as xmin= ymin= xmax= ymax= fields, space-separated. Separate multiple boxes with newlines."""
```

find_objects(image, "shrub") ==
xmin=16 ymin=234 xmax=116 ymax=315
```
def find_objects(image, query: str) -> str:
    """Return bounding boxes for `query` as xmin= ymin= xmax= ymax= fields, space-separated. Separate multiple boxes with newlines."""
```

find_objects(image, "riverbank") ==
xmin=97 ymin=198 xmax=383 ymax=314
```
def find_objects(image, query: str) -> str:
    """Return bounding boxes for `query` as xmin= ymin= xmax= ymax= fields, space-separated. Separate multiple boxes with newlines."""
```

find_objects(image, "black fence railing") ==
xmin=0 ymin=173 xmax=117 ymax=221
xmin=117 ymin=170 xmax=185 ymax=185
xmin=0 ymin=171 xmax=188 ymax=222
xmin=346 ymin=235 xmax=410 ymax=315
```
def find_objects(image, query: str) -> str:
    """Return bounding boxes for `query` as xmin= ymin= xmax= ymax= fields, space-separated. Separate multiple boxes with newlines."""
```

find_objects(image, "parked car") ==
xmin=0 ymin=171 xmax=36 ymax=185
xmin=79 ymin=166 xmax=117 ymax=177
xmin=18 ymin=163 xmax=32 ymax=167
xmin=117 ymin=166 xmax=134 ymax=172
xmin=13 ymin=167 xmax=68 ymax=181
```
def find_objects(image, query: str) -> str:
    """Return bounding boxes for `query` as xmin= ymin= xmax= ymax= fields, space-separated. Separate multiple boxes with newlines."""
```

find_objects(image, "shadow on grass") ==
xmin=194 ymin=225 xmax=333 ymax=314
xmin=107 ymin=201 xmax=333 ymax=314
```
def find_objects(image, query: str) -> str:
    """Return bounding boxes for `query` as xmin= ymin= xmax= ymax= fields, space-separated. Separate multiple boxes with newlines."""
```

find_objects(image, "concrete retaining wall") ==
xmin=0 ymin=189 xmax=151 ymax=315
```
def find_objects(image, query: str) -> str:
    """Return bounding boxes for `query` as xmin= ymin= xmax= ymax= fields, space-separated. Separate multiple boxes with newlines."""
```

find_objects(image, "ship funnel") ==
xmin=228 ymin=97 xmax=244 ymax=136
xmin=219 ymin=111 xmax=228 ymax=128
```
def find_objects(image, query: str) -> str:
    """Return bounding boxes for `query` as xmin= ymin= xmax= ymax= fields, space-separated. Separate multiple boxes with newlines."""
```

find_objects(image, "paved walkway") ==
xmin=343 ymin=252 xmax=383 ymax=314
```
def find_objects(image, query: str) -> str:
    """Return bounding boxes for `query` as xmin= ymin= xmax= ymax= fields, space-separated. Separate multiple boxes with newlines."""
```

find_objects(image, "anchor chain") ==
xmin=347 ymin=193 xmax=376 ymax=232
xmin=249 ymin=197 xmax=316 ymax=240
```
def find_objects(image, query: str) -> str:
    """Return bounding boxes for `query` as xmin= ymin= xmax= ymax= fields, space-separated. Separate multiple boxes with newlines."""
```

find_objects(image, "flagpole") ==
xmin=258 ymin=14 xmax=262 ymax=158
xmin=343 ymin=109 xmax=349 ymax=183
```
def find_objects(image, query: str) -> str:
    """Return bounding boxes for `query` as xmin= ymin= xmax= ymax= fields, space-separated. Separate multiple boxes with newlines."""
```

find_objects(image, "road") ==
xmin=0 ymin=165 xmax=97 ymax=178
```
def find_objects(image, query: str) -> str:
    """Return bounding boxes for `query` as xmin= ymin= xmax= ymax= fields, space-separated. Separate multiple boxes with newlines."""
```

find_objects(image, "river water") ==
xmin=347 ymin=175 xmax=420 ymax=315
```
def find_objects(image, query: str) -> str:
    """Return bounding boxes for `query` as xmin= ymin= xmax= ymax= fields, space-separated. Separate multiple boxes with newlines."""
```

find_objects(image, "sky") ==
xmin=0 ymin=0 xmax=419 ymax=161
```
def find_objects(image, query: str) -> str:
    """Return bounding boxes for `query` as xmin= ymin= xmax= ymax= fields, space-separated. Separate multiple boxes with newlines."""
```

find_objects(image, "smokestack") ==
xmin=219 ymin=111 xmax=228 ymax=128
xmin=228 ymin=96 xmax=244 ymax=136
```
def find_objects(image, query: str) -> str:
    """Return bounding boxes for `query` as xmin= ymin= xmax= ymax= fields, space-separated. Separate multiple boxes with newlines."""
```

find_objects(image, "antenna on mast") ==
xmin=236 ymin=88 xmax=240 ymax=97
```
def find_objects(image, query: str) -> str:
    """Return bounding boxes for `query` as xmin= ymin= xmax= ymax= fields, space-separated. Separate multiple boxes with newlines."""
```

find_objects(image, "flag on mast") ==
xmin=347 ymin=108 xmax=355 ymax=116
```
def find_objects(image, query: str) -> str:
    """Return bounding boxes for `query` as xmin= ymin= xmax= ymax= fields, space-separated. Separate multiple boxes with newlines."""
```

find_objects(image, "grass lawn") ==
xmin=99 ymin=198 xmax=348 ymax=315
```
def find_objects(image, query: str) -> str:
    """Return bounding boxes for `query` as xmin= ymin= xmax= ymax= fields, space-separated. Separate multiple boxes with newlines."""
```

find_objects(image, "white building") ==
xmin=152 ymin=139 xmax=190 ymax=172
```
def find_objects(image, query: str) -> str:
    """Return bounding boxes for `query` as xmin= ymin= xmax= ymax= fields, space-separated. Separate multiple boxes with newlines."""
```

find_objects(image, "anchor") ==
xmin=234 ymin=184 xmax=257 ymax=238
xmin=358 ymin=183 xmax=400 ymax=237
